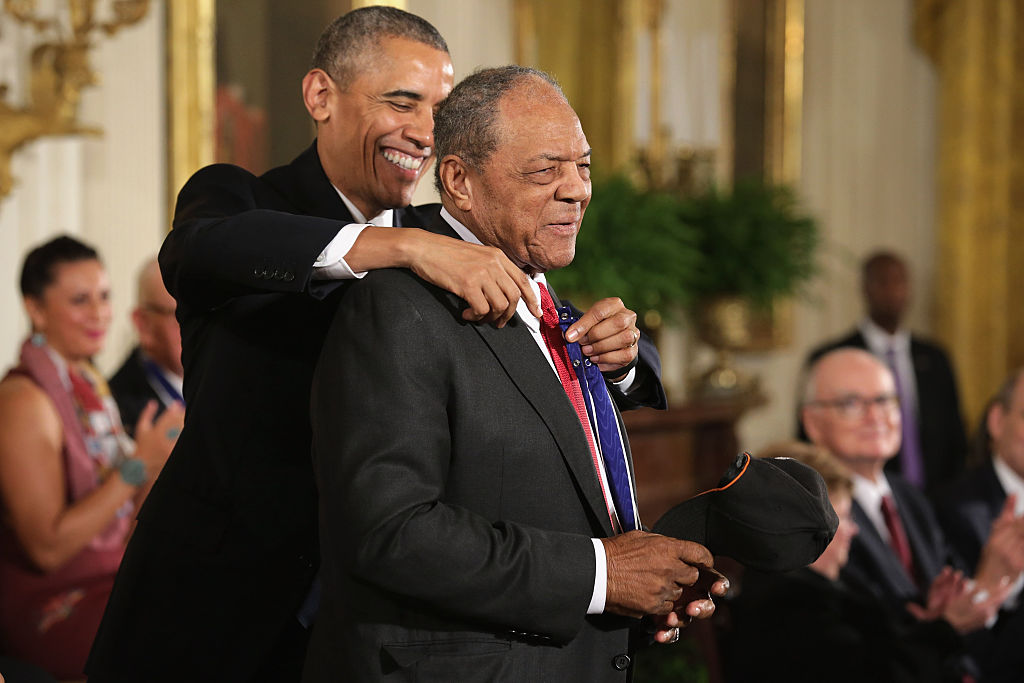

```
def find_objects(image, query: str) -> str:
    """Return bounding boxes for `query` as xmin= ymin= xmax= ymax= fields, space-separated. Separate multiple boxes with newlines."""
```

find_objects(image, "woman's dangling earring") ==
xmin=30 ymin=332 xmax=46 ymax=347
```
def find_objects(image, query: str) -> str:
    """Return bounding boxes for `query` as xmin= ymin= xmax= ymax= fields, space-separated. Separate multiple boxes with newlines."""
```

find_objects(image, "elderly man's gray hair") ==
xmin=433 ymin=65 xmax=566 ymax=193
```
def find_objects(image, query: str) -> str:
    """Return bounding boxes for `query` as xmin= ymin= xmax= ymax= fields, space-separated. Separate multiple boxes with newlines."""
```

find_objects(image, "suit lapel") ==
xmin=426 ymin=211 xmax=613 ymax=535
xmin=262 ymin=142 xmax=353 ymax=221
xmin=890 ymin=483 xmax=945 ymax=584
xmin=983 ymin=461 xmax=1008 ymax=518
xmin=850 ymin=500 xmax=919 ymax=597
xmin=473 ymin=321 xmax=615 ymax=536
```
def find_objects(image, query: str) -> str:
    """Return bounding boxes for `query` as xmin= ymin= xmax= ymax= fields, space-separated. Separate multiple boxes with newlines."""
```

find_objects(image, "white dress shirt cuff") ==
xmin=611 ymin=367 xmax=637 ymax=393
xmin=588 ymin=537 xmax=608 ymax=614
xmin=311 ymin=224 xmax=371 ymax=280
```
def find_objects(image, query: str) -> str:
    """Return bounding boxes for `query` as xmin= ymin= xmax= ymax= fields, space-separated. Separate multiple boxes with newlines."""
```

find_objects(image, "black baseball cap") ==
xmin=651 ymin=452 xmax=839 ymax=572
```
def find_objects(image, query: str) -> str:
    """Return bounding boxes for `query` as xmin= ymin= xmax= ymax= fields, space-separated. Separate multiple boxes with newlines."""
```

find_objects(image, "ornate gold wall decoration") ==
xmin=914 ymin=0 xmax=1024 ymax=423
xmin=166 ymin=0 xmax=214 ymax=224
xmin=0 ymin=0 xmax=151 ymax=199
xmin=513 ymin=0 xmax=640 ymax=173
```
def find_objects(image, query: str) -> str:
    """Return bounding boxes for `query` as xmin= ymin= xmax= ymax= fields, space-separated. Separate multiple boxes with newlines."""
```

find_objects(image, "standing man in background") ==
xmin=88 ymin=7 xmax=665 ymax=683
xmin=108 ymin=258 xmax=183 ymax=436
xmin=805 ymin=251 xmax=967 ymax=493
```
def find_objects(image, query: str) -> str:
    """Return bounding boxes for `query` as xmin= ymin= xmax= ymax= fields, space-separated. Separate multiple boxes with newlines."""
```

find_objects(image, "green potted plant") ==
xmin=679 ymin=181 xmax=819 ymax=396
xmin=547 ymin=174 xmax=700 ymax=329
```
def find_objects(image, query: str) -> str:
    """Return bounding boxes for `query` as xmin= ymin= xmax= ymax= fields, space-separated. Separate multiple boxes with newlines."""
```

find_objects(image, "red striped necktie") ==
xmin=537 ymin=286 xmax=618 ymax=530
xmin=880 ymin=494 xmax=916 ymax=584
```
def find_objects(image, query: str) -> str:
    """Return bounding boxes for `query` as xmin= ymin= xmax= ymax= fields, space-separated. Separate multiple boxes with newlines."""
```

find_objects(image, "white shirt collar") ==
xmin=860 ymin=317 xmax=910 ymax=355
xmin=333 ymin=185 xmax=394 ymax=227
xmin=852 ymin=470 xmax=894 ymax=508
xmin=439 ymin=207 xmax=545 ymax=334
xmin=852 ymin=470 xmax=897 ymax=540
xmin=993 ymin=455 xmax=1024 ymax=516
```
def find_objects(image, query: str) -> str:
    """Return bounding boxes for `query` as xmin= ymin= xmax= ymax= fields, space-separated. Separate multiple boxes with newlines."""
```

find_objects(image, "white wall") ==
xmin=407 ymin=0 xmax=515 ymax=208
xmin=735 ymin=0 xmax=938 ymax=453
xmin=0 ymin=4 xmax=166 ymax=375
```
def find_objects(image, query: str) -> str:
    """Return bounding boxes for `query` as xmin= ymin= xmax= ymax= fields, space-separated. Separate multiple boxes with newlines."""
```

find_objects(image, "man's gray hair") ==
xmin=310 ymin=6 xmax=448 ymax=88
xmin=433 ymin=65 xmax=565 ymax=194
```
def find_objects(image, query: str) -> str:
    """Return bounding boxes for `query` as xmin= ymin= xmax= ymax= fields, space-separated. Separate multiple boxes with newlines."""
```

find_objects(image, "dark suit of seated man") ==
xmin=934 ymin=368 xmax=1024 ymax=682
xmin=306 ymin=66 xmax=727 ymax=682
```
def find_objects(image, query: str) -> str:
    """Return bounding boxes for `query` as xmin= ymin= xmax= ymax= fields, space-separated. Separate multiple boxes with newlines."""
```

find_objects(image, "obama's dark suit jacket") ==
xmin=87 ymin=145 xmax=440 ymax=683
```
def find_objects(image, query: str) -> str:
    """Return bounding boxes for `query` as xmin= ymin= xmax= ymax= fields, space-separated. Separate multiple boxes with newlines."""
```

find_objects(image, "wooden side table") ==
xmin=624 ymin=394 xmax=766 ymax=526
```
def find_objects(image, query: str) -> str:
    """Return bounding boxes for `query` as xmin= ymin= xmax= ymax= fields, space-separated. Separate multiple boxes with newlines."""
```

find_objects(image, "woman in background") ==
xmin=0 ymin=235 xmax=183 ymax=678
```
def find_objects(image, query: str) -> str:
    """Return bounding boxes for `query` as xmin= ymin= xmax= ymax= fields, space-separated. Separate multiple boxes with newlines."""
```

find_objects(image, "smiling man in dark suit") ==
xmin=88 ymin=9 xmax=666 ymax=683
xmin=306 ymin=66 xmax=723 ymax=683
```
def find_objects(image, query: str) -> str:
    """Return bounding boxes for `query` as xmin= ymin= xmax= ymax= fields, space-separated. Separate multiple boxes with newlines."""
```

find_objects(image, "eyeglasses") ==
xmin=806 ymin=394 xmax=900 ymax=419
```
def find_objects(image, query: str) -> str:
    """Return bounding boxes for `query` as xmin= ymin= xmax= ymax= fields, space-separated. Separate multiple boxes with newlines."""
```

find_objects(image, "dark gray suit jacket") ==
xmin=935 ymin=461 xmax=1024 ymax=683
xmin=108 ymin=347 xmax=171 ymax=437
xmin=306 ymin=217 xmax=636 ymax=682
xmin=841 ymin=475 xmax=953 ymax=603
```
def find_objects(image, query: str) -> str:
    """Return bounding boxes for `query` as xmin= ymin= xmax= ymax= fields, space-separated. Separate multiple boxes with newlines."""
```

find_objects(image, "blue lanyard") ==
xmin=555 ymin=305 xmax=638 ymax=531
xmin=142 ymin=357 xmax=184 ymax=405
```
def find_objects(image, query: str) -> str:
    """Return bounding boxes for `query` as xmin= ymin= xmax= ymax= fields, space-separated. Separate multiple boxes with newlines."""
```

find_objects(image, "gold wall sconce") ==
xmin=0 ymin=0 xmax=151 ymax=199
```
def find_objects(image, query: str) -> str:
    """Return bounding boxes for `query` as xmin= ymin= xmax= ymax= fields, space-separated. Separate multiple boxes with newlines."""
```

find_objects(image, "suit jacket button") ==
xmin=612 ymin=654 xmax=631 ymax=671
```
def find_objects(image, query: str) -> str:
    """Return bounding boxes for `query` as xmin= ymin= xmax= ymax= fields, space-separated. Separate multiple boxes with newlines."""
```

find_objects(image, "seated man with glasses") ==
xmin=109 ymin=257 xmax=184 ymax=435
xmin=801 ymin=348 xmax=1012 ymax=651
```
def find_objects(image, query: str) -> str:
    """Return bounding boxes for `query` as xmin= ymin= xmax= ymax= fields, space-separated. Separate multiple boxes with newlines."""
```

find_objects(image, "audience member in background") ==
xmin=935 ymin=368 xmax=1024 ymax=682
xmin=727 ymin=441 xmax=971 ymax=683
xmin=800 ymin=349 xmax=1009 ymax=635
xmin=0 ymin=236 xmax=182 ymax=679
xmin=108 ymin=258 xmax=183 ymax=436
xmin=804 ymin=251 xmax=966 ymax=493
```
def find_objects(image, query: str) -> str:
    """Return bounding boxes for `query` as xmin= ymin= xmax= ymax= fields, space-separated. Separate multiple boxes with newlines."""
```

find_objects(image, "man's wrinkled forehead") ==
xmin=492 ymin=88 xmax=588 ymax=160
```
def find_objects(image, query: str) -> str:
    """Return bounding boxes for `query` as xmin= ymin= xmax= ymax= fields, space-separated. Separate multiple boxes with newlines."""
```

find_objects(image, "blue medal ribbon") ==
xmin=555 ymin=305 xmax=638 ymax=531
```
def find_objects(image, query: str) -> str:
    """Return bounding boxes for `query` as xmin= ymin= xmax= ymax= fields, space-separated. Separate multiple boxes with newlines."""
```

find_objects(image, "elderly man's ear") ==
xmin=439 ymin=156 xmax=473 ymax=211
xmin=801 ymin=408 xmax=822 ymax=444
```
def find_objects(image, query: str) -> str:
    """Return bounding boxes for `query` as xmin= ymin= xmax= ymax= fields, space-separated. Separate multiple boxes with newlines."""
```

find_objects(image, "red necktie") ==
xmin=538 ymin=286 xmax=616 ymax=529
xmin=880 ymin=495 xmax=916 ymax=583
